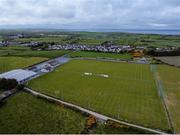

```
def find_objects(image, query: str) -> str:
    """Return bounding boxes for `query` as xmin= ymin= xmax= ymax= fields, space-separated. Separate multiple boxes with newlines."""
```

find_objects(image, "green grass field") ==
xmin=0 ymin=57 xmax=47 ymax=73
xmin=0 ymin=46 xmax=70 ymax=58
xmin=0 ymin=46 xmax=29 ymax=56
xmin=15 ymin=37 xmax=65 ymax=43
xmin=13 ymin=50 xmax=70 ymax=58
xmin=0 ymin=92 xmax=86 ymax=134
xmin=29 ymin=60 xmax=170 ymax=131
xmin=157 ymin=65 xmax=180 ymax=133
xmin=70 ymin=51 xmax=132 ymax=59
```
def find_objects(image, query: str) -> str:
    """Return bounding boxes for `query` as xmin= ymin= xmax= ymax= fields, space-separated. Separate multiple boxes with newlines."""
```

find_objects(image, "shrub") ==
xmin=16 ymin=84 xmax=25 ymax=91
xmin=0 ymin=78 xmax=18 ymax=91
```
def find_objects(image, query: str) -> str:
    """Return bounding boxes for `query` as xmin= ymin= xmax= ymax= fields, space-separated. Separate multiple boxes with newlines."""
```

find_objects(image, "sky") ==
xmin=0 ymin=0 xmax=180 ymax=30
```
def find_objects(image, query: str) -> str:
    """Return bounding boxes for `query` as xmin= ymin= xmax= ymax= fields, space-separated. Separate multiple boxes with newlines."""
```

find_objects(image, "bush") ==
xmin=0 ymin=78 xmax=18 ymax=91
xmin=16 ymin=84 xmax=25 ymax=91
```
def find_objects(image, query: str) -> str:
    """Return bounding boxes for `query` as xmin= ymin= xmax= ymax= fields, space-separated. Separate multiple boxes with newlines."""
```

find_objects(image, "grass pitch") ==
xmin=157 ymin=65 xmax=180 ymax=133
xmin=0 ymin=57 xmax=47 ymax=73
xmin=29 ymin=60 xmax=170 ymax=131
xmin=0 ymin=92 xmax=86 ymax=133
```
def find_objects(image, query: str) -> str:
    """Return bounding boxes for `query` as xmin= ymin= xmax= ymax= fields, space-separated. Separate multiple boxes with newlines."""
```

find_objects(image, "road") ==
xmin=24 ymin=87 xmax=166 ymax=134
xmin=0 ymin=89 xmax=17 ymax=101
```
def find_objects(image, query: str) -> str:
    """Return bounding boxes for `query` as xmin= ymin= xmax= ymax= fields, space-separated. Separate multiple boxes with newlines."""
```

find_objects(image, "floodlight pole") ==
xmin=62 ymin=89 xmax=63 ymax=100
xmin=118 ymin=108 xmax=120 ymax=119
xmin=61 ymin=89 xmax=63 ymax=100
xmin=88 ymin=98 xmax=90 ymax=109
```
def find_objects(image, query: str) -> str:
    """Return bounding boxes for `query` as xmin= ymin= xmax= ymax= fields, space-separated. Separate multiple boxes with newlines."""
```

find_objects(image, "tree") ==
xmin=0 ymin=78 xmax=18 ymax=91
xmin=16 ymin=84 xmax=25 ymax=91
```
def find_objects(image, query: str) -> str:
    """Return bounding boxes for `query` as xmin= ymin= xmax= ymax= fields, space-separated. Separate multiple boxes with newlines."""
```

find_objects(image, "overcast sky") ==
xmin=0 ymin=0 xmax=180 ymax=29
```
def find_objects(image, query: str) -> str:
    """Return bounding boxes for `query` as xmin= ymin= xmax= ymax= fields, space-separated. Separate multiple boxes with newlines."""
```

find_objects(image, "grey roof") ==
xmin=0 ymin=69 xmax=37 ymax=82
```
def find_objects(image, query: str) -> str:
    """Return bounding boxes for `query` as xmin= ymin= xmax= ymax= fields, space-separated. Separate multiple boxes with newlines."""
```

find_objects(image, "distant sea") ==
xmin=63 ymin=28 xmax=180 ymax=35
xmin=1 ymin=27 xmax=180 ymax=35
xmin=82 ymin=29 xmax=180 ymax=35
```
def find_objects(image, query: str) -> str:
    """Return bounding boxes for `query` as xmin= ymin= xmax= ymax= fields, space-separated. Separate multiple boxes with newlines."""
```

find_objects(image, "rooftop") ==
xmin=0 ymin=69 xmax=37 ymax=83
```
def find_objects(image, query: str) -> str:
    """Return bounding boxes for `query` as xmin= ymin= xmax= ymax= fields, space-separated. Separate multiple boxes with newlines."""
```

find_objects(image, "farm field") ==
xmin=70 ymin=51 xmax=132 ymax=59
xmin=29 ymin=60 xmax=170 ymax=131
xmin=0 ymin=57 xmax=47 ymax=73
xmin=0 ymin=46 xmax=29 ymax=56
xmin=157 ymin=65 xmax=180 ymax=133
xmin=15 ymin=37 xmax=65 ymax=43
xmin=13 ymin=50 xmax=70 ymax=58
xmin=155 ymin=56 xmax=180 ymax=67
xmin=0 ymin=92 xmax=86 ymax=134
xmin=0 ymin=46 xmax=70 ymax=58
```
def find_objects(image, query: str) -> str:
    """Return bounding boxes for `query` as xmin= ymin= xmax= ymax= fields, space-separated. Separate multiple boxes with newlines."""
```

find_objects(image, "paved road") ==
xmin=0 ymin=89 xmax=17 ymax=101
xmin=24 ymin=87 xmax=166 ymax=134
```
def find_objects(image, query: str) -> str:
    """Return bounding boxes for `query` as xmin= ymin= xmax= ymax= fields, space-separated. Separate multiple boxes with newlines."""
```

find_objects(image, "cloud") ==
xmin=0 ymin=0 xmax=180 ymax=29
xmin=148 ymin=23 xmax=169 ymax=27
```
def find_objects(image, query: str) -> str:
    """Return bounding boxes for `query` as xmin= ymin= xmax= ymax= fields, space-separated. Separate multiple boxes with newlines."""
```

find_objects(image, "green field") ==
xmin=0 ymin=57 xmax=47 ymax=73
xmin=29 ymin=60 xmax=170 ymax=131
xmin=70 ymin=51 xmax=132 ymax=59
xmin=15 ymin=37 xmax=65 ymax=43
xmin=0 ymin=92 xmax=86 ymax=133
xmin=0 ymin=46 xmax=29 ymax=56
xmin=0 ymin=46 xmax=70 ymax=58
xmin=13 ymin=50 xmax=70 ymax=58
xmin=157 ymin=65 xmax=180 ymax=133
